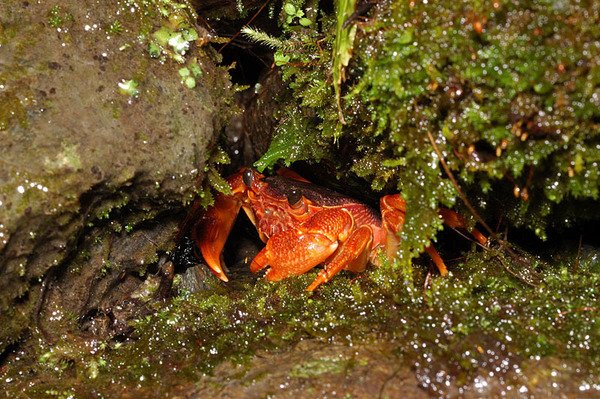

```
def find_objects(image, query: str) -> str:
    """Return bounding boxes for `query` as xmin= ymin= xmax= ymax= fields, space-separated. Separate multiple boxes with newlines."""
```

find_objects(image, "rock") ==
xmin=42 ymin=220 xmax=179 ymax=342
xmin=193 ymin=340 xmax=428 ymax=398
xmin=0 ymin=0 xmax=233 ymax=353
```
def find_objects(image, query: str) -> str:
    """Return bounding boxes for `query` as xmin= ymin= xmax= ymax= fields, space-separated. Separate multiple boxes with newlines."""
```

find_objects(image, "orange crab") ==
xmin=192 ymin=168 xmax=487 ymax=291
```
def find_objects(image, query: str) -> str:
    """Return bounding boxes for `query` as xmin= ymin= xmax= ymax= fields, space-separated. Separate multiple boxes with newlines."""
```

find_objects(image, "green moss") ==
xmin=3 ymin=244 xmax=599 ymax=395
xmin=0 ymin=90 xmax=28 ymax=131
xmin=47 ymin=5 xmax=73 ymax=28
xmin=143 ymin=0 xmax=212 ymax=91
xmin=254 ymin=0 xmax=600 ymax=264
xmin=289 ymin=356 xmax=349 ymax=378
xmin=107 ymin=20 xmax=123 ymax=35
xmin=91 ymin=193 xmax=130 ymax=222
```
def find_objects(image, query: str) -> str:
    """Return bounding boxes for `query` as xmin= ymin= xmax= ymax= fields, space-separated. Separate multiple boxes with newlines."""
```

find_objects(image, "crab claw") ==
xmin=250 ymin=208 xmax=358 ymax=289
xmin=192 ymin=168 xmax=269 ymax=282
xmin=192 ymin=192 xmax=243 ymax=281
xmin=250 ymin=229 xmax=340 ymax=281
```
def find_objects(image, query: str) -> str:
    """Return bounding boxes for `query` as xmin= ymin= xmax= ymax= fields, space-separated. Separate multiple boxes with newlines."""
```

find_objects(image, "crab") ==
xmin=192 ymin=168 xmax=487 ymax=291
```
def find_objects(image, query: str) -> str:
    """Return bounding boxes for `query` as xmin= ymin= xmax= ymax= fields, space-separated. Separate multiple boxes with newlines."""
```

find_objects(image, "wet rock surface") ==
xmin=40 ymin=218 xmax=179 ymax=344
xmin=0 ymin=0 xmax=232 ymax=352
xmin=194 ymin=340 xmax=428 ymax=399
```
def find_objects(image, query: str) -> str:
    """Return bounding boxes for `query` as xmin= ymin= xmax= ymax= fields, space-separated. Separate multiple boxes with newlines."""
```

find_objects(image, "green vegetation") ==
xmin=194 ymin=146 xmax=234 ymax=208
xmin=178 ymin=60 xmax=203 ymax=89
xmin=3 ymin=245 xmax=599 ymax=395
xmin=107 ymin=20 xmax=123 ymax=35
xmin=250 ymin=0 xmax=600 ymax=264
xmin=47 ymin=5 xmax=73 ymax=28
xmin=143 ymin=0 xmax=213 ymax=91
xmin=117 ymin=79 xmax=140 ymax=97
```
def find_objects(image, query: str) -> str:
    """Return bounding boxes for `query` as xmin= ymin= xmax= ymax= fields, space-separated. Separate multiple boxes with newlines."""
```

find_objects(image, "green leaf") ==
xmin=117 ymin=79 xmax=139 ymax=97
xmin=208 ymin=167 xmax=232 ymax=195
xmin=299 ymin=17 xmax=312 ymax=27
xmin=397 ymin=28 xmax=414 ymax=44
xmin=210 ymin=146 xmax=231 ymax=165
xmin=241 ymin=27 xmax=284 ymax=49
xmin=168 ymin=32 xmax=189 ymax=54
xmin=183 ymin=28 xmax=198 ymax=41
xmin=382 ymin=158 xmax=407 ymax=167
xmin=254 ymin=113 xmax=324 ymax=172
xmin=148 ymin=42 xmax=161 ymax=58
xmin=152 ymin=26 xmax=173 ymax=46
xmin=274 ymin=52 xmax=290 ymax=66
xmin=178 ymin=67 xmax=190 ymax=77
xmin=184 ymin=76 xmax=196 ymax=89
xmin=189 ymin=61 xmax=203 ymax=77
xmin=284 ymin=3 xmax=296 ymax=15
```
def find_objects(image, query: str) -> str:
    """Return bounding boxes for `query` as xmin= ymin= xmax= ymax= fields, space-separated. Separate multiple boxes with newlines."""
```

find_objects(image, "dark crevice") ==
xmin=198 ymin=2 xmax=281 ymax=86
xmin=13 ymin=177 xmax=186 ymax=352
xmin=0 ymin=340 xmax=24 ymax=367
xmin=219 ymin=39 xmax=274 ymax=86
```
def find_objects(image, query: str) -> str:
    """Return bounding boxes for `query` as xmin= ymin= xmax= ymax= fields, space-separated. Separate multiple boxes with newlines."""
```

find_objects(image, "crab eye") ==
xmin=287 ymin=189 xmax=303 ymax=209
xmin=242 ymin=169 xmax=254 ymax=187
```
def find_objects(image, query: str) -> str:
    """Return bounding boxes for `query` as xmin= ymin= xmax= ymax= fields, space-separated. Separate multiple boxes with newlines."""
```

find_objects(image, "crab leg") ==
xmin=423 ymin=208 xmax=488 ymax=276
xmin=380 ymin=194 xmax=406 ymax=259
xmin=306 ymin=225 xmax=373 ymax=291
xmin=380 ymin=194 xmax=489 ymax=275
xmin=380 ymin=194 xmax=448 ymax=276
xmin=438 ymin=208 xmax=488 ymax=246
xmin=424 ymin=246 xmax=448 ymax=276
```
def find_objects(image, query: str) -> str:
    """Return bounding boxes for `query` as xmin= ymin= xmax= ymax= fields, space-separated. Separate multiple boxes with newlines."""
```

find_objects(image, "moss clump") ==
xmin=253 ymin=0 xmax=600 ymax=261
xmin=46 ymin=5 xmax=74 ymax=28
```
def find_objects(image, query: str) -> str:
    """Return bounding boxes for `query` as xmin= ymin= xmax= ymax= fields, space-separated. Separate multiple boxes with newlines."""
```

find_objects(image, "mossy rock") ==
xmin=0 ymin=0 xmax=233 ymax=353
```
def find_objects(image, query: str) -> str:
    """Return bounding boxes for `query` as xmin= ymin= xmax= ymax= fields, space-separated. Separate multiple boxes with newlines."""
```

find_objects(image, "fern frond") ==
xmin=241 ymin=26 xmax=283 ymax=49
